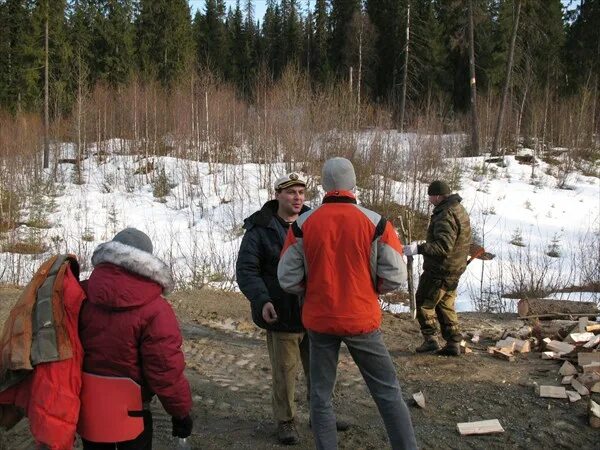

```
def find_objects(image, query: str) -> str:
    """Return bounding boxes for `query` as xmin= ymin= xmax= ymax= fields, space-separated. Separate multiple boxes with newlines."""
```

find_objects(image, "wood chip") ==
xmin=457 ymin=419 xmax=504 ymax=436
xmin=539 ymin=385 xmax=568 ymax=398
xmin=578 ymin=353 xmax=600 ymax=367
xmin=571 ymin=378 xmax=590 ymax=396
xmin=566 ymin=390 xmax=581 ymax=402
xmin=412 ymin=392 xmax=425 ymax=409
xmin=558 ymin=361 xmax=578 ymax=376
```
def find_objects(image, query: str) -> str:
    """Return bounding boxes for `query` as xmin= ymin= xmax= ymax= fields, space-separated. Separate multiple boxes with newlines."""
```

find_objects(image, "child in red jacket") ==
xmin=78 ymin=228 xmax=192 ymax=449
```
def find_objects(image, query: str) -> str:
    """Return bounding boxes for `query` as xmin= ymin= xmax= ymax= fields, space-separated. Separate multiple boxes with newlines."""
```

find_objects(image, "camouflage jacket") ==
xmin=417 ymin=194 xmax=471 ymax=281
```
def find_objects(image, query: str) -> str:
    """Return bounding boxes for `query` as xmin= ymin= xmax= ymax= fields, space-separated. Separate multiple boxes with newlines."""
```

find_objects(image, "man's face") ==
xmin=276 ymin=185 xmax=306 ymax=216
xmin=428 ymin=195 xmax=443 ymax=206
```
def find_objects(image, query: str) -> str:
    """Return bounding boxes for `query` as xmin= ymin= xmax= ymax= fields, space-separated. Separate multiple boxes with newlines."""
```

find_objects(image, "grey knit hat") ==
xmin=322 ymin=157 xmax=356 ymax=192
xmin=112 ymin=228 xmax=153 ymax=254
xmin=427 ymin=180 xmax=451 ymax=196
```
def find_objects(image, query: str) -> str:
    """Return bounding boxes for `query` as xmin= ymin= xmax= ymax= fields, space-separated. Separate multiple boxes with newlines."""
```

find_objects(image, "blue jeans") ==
xmin=308 ymin=330 xmax=417 ymax=450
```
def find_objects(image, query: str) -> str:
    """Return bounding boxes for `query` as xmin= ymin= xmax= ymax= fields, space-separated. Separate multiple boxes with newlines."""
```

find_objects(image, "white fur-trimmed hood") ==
xmin=91 ymin=241 xmax=175 ymax=294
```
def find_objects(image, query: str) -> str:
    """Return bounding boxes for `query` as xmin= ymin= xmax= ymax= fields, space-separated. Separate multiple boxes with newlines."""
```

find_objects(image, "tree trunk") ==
xmin=491 ymin=0 xmax=521 ymax=156
xmin=398 ymin=1 xmax=410 ymax=133
xmin=43 ymin=4 xmax=50 ymax=169
xmin=518 ymin=298 xmax=598 ymax=319
xmin=468 ymin=0 xmax=480 ymax=156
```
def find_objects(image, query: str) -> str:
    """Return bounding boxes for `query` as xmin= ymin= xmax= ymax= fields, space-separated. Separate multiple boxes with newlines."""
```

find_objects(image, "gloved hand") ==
xmin=172 ymin=415 xmax=193 ymax=438
xmin=403 ymin=242 xmax=419 ymax=256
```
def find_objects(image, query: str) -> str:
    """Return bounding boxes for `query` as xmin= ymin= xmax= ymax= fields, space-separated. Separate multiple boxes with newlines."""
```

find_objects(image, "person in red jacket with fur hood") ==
xmin=78 ymin=228 xmax=192 ymax=449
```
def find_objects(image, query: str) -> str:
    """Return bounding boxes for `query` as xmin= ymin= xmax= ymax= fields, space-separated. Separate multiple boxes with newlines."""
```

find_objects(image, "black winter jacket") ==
xmin=236 ymin=200 xmax=309 ymax=332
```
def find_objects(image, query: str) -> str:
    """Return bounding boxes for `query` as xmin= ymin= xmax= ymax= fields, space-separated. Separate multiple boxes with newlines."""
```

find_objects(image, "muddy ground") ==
xmin=0 ymin=286 xmax=598 ymax=449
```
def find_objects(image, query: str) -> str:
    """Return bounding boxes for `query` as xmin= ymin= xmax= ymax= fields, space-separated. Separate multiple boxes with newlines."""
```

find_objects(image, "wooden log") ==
xmin=539 ymin=385 xmax=567 ymax=398
xmin=495 ymin=339 xmax=516 ymax=352
xmin=518 ymin=298 xmax=598 ymax=319
xmin=457 ymin=419 xmax=504 ymax=436
xmin=578 ymin=373 xmax=600 ymax=389
xmin=542 ymin=351 xmax=559 ymax=360
xmin=586 ymin=324 xmax=600 ymax=332
xmin=578 ymin=353 xmax=600 ymax=367
xmin=412 ymin=392 xmax=426 ymax=409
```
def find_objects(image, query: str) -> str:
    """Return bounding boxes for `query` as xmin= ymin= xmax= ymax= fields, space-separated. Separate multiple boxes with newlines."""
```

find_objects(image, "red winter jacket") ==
xmin=79 ymin=241 xmax=191 ymax=419
xmin=278 ymin=191 xmax=407 ymax=336
xmin=0 ymin=264 xmax=85 ymax=449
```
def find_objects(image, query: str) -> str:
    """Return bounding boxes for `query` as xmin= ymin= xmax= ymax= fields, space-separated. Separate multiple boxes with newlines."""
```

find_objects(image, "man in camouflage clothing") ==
xmin=403 ymin=180 xmax=472 ymax=356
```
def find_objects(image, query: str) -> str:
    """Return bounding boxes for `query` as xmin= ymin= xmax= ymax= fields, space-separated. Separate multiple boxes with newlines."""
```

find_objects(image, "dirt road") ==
xmin=0 ymin=287 xmax=598 ymax=449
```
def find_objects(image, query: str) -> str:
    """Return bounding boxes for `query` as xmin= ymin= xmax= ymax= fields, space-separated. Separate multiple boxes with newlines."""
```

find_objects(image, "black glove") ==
xmin=172 ymin=415 xmax=193 ymax=438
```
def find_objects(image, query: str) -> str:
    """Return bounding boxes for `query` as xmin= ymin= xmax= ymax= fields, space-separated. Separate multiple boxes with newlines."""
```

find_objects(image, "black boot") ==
xmin=415 ymin=336 xmax=440 ymax=353
xmin=437 ymin=340 xmax=460 ymax=356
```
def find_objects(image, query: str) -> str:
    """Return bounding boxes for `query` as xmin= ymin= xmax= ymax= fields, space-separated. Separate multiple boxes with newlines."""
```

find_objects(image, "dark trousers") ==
xmin=82 ymin=410 xmax=153 ymax=450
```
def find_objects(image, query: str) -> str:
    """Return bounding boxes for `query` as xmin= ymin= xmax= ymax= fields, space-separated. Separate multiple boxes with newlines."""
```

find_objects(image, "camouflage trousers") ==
xmin=415 ymin=272 xmax=461 ymax=342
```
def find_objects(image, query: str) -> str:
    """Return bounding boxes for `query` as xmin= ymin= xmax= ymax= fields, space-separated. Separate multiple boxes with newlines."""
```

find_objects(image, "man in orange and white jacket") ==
xmin=278 ymin=157 xmax=417 ymax=450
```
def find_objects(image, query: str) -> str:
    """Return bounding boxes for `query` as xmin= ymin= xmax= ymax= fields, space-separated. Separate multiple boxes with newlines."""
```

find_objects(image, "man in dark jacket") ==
xmin=403 ymin=181 xmax=472 ymax=356
xmin=79 ymin=228 xmax=193 ymax=449
xmin=236 ymin=173 xmax=310 ymax=445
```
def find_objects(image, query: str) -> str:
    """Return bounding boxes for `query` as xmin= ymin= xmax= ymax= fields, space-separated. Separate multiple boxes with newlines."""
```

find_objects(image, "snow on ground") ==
xmin=1 ymin=135 xmax=598 ymax=311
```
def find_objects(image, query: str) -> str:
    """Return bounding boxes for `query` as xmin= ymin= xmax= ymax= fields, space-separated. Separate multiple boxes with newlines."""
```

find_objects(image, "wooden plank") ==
xmin=457 ymin=419 xmax=504 ymax=436
xmin=546 ymin=340 xmax=575 ymax=354
xmin=571 ymin=378 xmax=590 ymax=396
xmin=578 ymin=353 xmax=600 ymax=367
xmin=412 ymin=392 xmax=426 ymax=409
xmin=539 ymin=385 xmax=568 ymax=398
xmin=566 ymin=390 xmax=581 ymax=402
xmin=586 ymin=324 xmax=600 ymax=332
xmin=558 ymin=361 xmax=578 ymax=376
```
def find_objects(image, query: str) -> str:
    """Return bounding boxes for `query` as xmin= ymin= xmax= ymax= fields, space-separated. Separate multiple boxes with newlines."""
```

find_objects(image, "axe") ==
xmin=468 ymin=244 xmax=495 ymax=265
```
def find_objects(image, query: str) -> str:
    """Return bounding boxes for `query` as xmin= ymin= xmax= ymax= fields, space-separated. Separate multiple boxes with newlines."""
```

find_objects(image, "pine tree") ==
xmin=136 ymin=0 xmax=194 ymax=86
xmin=261 ymin=0 xmax=282 ymax=76
xmin=311 ymin=0 xmax=330 ymax=83
xmin=0 ymin=0 xmax=41 ymax=112
xmin=330 ymin=0 xmax=360 ymax=76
